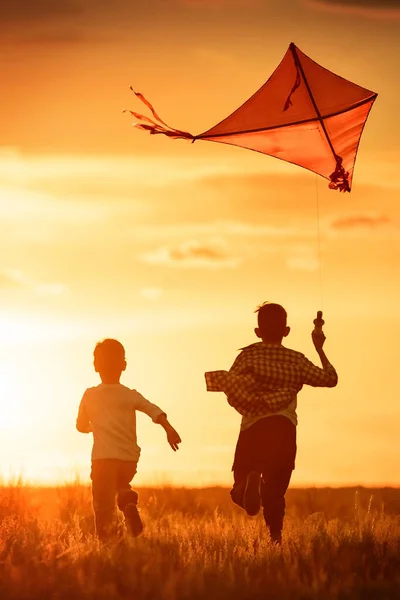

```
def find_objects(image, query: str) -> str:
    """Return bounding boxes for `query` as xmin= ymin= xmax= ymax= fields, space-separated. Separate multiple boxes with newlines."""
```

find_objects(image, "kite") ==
xmin=127 ymin=43 xmax=377 ymax=192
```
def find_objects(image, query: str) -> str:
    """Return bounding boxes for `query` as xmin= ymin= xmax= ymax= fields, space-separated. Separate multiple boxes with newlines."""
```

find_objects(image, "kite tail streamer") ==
xmin=125 ymin=88 xmax=195 ymax=141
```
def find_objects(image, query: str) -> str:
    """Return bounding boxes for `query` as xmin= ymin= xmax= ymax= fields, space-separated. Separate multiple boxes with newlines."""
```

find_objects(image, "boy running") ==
xmin=76 ymin=338 xmax=181 ymax=541
xmin=205 ymin=302 xmax=337 ymax=544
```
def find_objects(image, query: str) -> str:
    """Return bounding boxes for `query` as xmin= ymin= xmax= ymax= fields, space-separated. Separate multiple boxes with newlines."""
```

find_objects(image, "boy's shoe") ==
xmin=124 ymin=503 xmax=143 ymax=537
xmin=230 ymin=482 xmax=245 ymax=508
xmin=243 ymin=471 xmax=262 ymax=516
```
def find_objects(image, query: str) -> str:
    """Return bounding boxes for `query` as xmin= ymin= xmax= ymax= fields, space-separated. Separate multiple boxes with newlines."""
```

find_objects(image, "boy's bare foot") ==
xmin=124 ymin=503 xmax=143 ymax=537
xmin=243 ymin=471 xmax=262 ymax=516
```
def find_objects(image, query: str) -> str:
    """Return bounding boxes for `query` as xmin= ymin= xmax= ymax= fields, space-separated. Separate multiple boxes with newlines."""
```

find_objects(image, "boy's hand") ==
xmin=166 ymin=426 xmax=181 ymax=451
xmin=312 ymin=330 xmax=326 ymax=351
xmin=156 ymin=414 xmax=181 ymax=451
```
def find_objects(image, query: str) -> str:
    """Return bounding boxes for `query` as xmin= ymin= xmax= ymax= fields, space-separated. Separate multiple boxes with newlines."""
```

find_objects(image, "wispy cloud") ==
xmin=0 ymin=269 xmax=67 ymax=296
xmin=286 ymin=255 xmax=319 ymax=272
xmin=177 ymin=0 xmax=262 ymax=6
xmin=0 ymin=151 xmax=285 ymax=192
xmin=2 ymin=0 xmax=262 ymax=46
xmin=140 ymin=287 xmax=164 ymax=301
xmin=1 ymin=0 xmax=85 ymax=44
xmin=0 ymin=1 xmax=81 ymax=22
xmin=2 ymin=0 xmax=260 ymax=23
xmin=141 ymin=240 xmax=241 ymax=269
xmin=0 ymin=272 xmax=21 ymax=290
xmin=305 ymin=0 xmax=400 ymax=19
xmin=331 ymin=214 xmax=391 ymax=230
xmin=134 ymin=221 xmax=313 ymax=242
xmin=286 ymin=246 xmax=319 ymax=272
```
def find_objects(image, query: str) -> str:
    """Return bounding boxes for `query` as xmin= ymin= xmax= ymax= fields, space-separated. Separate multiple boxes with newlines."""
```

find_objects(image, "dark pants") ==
xmin=231 ymin=416 xmax=296 ymax=539
xmin=90 ymin=459 xmax=138 ymax=541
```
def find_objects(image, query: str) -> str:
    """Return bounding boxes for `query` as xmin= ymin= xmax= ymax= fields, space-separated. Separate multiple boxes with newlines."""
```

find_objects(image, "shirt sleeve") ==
xmin=76 ymin=391 xmax=92 ymax=433
xmin=204 ymin=370 xmax=230 ymax=391
xmin=132 ymin=390 xmax=166 ymax=422
xmin=301 ymin=356 xmax=338 ymax=388
xmin=204 ymin=348 xmax=250 ymax=392
xmin=205 ymin=366 xmax=295 ymax=416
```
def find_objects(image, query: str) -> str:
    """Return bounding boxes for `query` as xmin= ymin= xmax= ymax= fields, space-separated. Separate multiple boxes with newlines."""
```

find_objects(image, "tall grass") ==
xmin=0 ymin=485 xmax=399 ymax=599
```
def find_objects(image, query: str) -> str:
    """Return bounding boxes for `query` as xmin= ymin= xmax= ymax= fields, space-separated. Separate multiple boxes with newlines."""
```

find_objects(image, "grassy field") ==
xmin=0 ymin=485 xmax=399 ymax=599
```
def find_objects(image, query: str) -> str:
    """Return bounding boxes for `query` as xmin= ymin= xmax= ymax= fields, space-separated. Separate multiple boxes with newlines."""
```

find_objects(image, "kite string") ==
xmin=315 ymin=174 xmax=324 ymax=311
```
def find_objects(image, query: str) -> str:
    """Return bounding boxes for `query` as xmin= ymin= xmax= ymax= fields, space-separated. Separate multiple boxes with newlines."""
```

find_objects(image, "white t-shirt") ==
xmin=76 ymin=384 xmax=165 ymax=461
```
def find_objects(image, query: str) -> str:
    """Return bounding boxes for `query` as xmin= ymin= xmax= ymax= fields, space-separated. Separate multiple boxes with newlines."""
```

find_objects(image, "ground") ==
xmin=0 ymin=485 xmax=399 ymax=599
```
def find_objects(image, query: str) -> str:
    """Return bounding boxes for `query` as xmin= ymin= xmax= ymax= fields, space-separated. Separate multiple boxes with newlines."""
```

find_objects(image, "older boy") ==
xmin=206 ymin=302 xmax=337 ymax=544
xmin=77 ymin=338 xmax=181 ymax=541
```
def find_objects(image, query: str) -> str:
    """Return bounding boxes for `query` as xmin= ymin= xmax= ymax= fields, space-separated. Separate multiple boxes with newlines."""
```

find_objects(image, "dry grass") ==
xmin=0 ymin=485 xmax=399 ymax=599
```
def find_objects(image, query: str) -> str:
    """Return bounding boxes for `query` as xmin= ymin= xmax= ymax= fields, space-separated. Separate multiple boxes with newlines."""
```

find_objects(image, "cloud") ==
xmin=0 ymin=151 xmax=280 ymax=195
xmin=286 ymin=247 xmax=319 ymax=272
xmin=286 ymin=256 xmax=319 ymax=272
xmin=13 ymin=31 xmax=111 ymax=45
xmin=305 ymin=0 xmax=400 ymax=19
xmin=35 ymin=282 xmax=67 ymax=296
xmin=140 ymin=287 xmax=164 ymax=301
xmin=0 ymin=184 xmax=111 ymax=226
xmin=0 ymin=1 xmax=82 ymax=22
xmin=315 ymin=0 xmax=400 ymax=7
xmin=1 ymin=2 xmax=83 ymax=45
xmin=2 ymin=0 xmax=263 ymax=46
xmin=0 ymin=272 xmax=23 ymax=290
xmin=134 ymin=221 xmax=313 ymax=242
xmin=177 ymin=0 xmax=261 ymax=6
xmin=1 ymin=0 xmax=260 ymax=24
xmin=0 ymin=269 xmax=67 ymax=296
xmin=141 ymin=240 xmax=241 ymax=269
xmin=331 ymin=214 xmax=391 ymax=230
xmin=0 ymin=1 xmax=116 ymax=45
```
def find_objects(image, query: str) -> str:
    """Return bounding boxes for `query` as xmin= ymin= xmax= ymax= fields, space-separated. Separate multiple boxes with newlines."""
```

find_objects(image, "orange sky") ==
xmin=1 ymin=0 xmax=399 ymax=486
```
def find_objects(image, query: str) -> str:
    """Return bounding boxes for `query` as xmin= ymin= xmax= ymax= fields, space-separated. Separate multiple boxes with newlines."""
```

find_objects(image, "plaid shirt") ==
xmin=205 ymin=343 xmax=338 ymax=418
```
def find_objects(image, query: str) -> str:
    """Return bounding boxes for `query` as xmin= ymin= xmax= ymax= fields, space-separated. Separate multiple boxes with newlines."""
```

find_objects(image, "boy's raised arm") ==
xmin=302 ymin=331 xmax=338 ymax=388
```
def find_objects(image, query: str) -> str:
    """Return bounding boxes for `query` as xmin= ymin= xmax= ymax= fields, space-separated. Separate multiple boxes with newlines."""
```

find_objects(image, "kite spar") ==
xmin=127 ymin=43 xmax=377 ymax=192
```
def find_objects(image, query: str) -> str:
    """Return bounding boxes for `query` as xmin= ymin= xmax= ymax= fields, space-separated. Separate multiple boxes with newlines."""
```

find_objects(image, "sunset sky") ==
xmin=1 ymin=0 xmax=399 ymax=486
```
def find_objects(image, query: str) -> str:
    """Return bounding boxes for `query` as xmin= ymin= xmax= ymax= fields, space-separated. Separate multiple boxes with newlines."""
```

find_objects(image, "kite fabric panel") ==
xmin=127 ymin=43 xmax=377 ymax=192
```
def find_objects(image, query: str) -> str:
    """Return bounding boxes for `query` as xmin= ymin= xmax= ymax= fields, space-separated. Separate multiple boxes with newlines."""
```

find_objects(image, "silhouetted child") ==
xmin=76 ymin=338 xmax=181 ymax=541
xmin=206 ymin=302 xmax=337 ymax=544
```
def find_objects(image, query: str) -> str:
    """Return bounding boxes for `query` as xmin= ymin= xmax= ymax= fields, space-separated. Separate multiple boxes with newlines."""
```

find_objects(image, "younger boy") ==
xmin=76 ymin=338 xmax=181 ymax=541
xmin=205 ymin=302 xmax=337 ymax=544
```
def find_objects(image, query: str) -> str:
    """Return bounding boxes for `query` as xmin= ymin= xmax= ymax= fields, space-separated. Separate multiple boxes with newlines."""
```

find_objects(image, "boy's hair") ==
xmin=256 ymin=302 xmax=287 ymax=338
xmin=94 ymin=339 xmax=126 ymax=367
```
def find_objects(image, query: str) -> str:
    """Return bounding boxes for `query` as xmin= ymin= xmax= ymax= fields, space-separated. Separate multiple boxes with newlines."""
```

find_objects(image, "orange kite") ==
xmin=127 ymin=43 xmax=377 ymax=192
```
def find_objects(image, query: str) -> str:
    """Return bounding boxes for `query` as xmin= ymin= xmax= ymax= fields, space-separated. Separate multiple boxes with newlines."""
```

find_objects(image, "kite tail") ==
xmin=329 ymin=155 xmax=351 ymax=193
xmin=125 ymin=88 xmax=195 ymax=141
